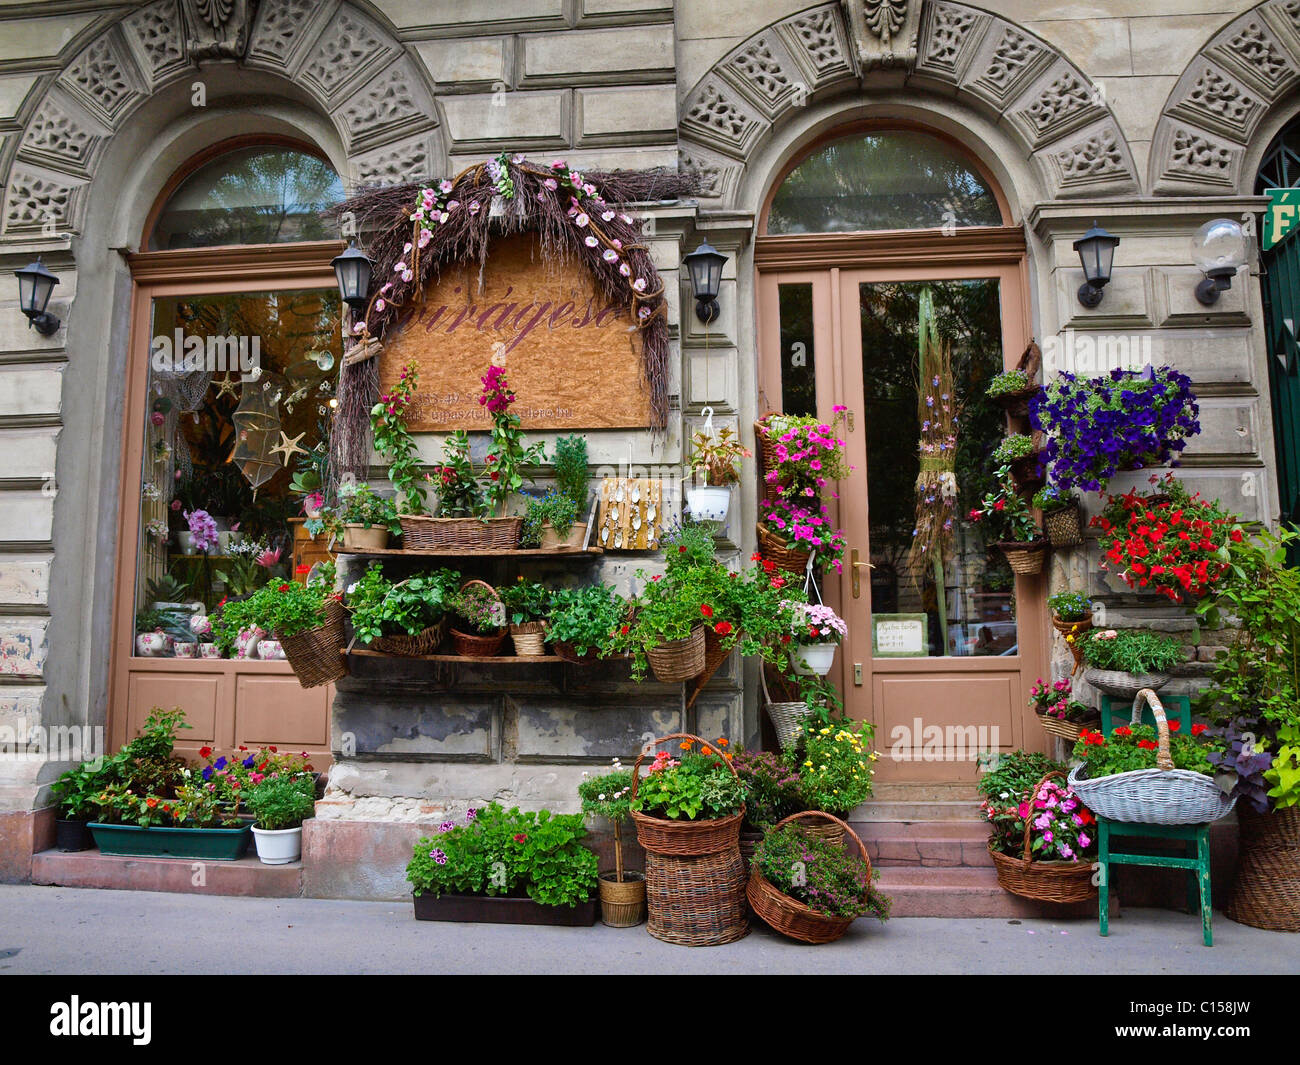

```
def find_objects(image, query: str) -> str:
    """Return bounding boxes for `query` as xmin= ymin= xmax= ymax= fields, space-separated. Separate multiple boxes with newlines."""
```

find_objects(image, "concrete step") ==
xmin=869 ymin=782 xmax=981 ymax=802
xmin=848 ymin=820 xmax=994 ymax=868
xmin=874 ymin=865 xmax=1098 ymax=919
xmin=854 ymin=800 xmax=985 ymax=822
xmin=31 ymin=849 xmax=303 ymax=898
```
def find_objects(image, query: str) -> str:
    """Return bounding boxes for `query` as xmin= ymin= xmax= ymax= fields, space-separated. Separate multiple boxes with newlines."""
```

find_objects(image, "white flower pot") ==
xmin=235 ymin=626 xmax=265 ymax=659
xmin=791 ymin=640 xmax=838 ymax=676
xmin=251 ymin=825 xmax=303 ymax=865
xmin=686 ymin=486 xmax=731 ymax=524
xmin=176 ymin=531 xmax=196 ymax=555
xmin=135 ymin=632 xmax=169 ymax=657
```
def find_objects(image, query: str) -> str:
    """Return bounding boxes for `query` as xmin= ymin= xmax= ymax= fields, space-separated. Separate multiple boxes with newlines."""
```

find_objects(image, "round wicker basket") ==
xmin=509 ymin=620 xmax=548 ymax=656
xmin=756 ymin=524 xmax=812 ymax=574
xmin=551 ymin=638 xmax=601 ymax=665
xmin=449 ymin=579 xmax=506 ymax=657
xmin=746 ymin=811 xmax=872 ymax=944
xmin=989 ymin=771 xmax=1098 ymax=904
xmin=598 ymin=871 xmax=646 ymax=928
xmin=1083 ymin=668 xmax=1170 ymax=700
xmin=371 ymin=616 xmax=448 ymax=656
xmin=1226 ymin=806 xmax=1300 ymax=932
xmin=279 ymin=598 xmax=348 ymax=688
xmin=645 ymin=625 xmax=706 ymax=684
xmin=629 ymin=732 xmax=743 ymax=856
xmin=997 ymin=539 xmax=1048 ymax=575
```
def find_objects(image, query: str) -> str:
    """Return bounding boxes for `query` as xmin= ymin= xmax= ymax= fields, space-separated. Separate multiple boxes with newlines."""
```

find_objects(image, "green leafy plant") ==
xmin=610 ymin=565 xmax=712 ymax=680
xmin=1047 ymin=591 xmax=1093 ymax=621
xmin=522 ymin=489 xmax=579 ymax=544
xmin=346 ymin=563 xmax=461 ymax=643
xmin=630 ymin=741 xmax=743 ymax=821
xmin=429 ymin=429 xmax=486 ymax=518
xmin=552 ymin=435 xmax=590 ymax=513
xmin=993 ymin=433 xmax=1038 ymax=464
xmin=125 ymin=708 xmax=191 ymax=761
xmin=1073 ymin=721 xmax=1214 ymax=779
xmin=51 ymin=751 xmax=130 ymax=820
xmin=1078 ymin=628 xmax=1185 ymax=674
xmin=792 ymin=721 xmax=877 ymax=815
xmin=246 ymin=773 xmax=316 ymax=831
xmin=544 ymin=584 xmax=626 ymax=657
xmin=371 ymin=359 xmax=430 ymax=515
xmin=449 ymin=582 xmax=504 ymax=634
xmin=1265 ymin=723 xmax=1300 ymax=809
xmin=406 ymin=803 xmax=598 ymax=907
xmin=754 ymin=822 xmax=889 ymax=921
xmin=986 ymin=368 xmax=1034 ymax=398
xmin=578 ymin=760 xmax=636 ymax=884
xmin=1032 ymin=483 xmax=1076 ymax=513
xmin=480 ymin=365 xmax=545 ymax=517
xmin=499 ymin=577 xmax=551 ymax=627
xmin=334 ymin=482 xmax=402 ymax=535
xmin=968 ymin=466 xmax=1040 ymax=543
xmin=688 ymin=425 xmax=751 ymax=487
xmin=145 ymin=574 xmax=191 ymax=605
xmin=732 ymin=748 xmax=803 ymax=829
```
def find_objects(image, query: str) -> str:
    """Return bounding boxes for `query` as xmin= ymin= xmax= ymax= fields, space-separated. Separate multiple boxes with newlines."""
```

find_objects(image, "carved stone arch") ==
xmin=2 ymin=0 xmax=445 ymax=237
xmin=678 ymin=1 xmax=1140 ymax=213
xmin=1148 ymin=0 xmax=1300 ymax=195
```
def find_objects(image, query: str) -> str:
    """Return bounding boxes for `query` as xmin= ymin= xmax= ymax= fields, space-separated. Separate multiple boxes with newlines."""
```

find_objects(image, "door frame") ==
xmin=108 ymin=242 xmax=343 ymax=761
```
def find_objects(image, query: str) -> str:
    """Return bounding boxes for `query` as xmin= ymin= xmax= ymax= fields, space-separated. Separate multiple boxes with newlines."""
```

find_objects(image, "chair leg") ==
xmin=1198 ymin=829 xmax=1213 ymax=947
xmin=1185 ymin=840 xmax=1199 ymax=914
xmin=1098 ymin=822 xmax=1110 ymax=937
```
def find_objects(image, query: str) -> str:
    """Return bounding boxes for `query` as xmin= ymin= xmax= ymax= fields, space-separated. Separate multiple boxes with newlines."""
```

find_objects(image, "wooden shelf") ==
xmin=346 ymin=649 xmax=575 ymax=663
xmin=337 ymin=547 xmax=603 ymax=560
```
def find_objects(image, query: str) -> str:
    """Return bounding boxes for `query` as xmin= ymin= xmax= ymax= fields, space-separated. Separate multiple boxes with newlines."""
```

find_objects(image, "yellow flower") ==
xmin=804 ymin=760 xmax=813 ymax=768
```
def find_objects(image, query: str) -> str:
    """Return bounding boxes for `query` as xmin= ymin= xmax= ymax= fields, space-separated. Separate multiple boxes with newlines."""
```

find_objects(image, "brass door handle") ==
xmin=850 ymin=550 xmax=873 ymax=598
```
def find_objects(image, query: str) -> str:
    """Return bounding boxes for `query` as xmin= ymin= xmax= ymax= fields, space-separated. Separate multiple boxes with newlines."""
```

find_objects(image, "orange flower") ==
xmin=145 ymin=798 xmax=158 ymax=809
xmin=679 ymin=741 xmax=691 ymax=750
xmin=701 ymin=746 xmax=712 ymax=755
xmin=716 ymin=737 xmax=729 ymax=747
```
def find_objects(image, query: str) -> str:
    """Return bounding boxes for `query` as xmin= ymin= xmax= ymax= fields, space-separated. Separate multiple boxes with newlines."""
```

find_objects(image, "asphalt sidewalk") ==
xmin=0 ymin=884 xmax=1295 ymax=974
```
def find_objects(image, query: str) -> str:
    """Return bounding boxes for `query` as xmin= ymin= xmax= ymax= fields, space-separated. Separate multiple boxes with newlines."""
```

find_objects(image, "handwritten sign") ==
xmin=379 ymin=234 xmax=651 ymax=431
xmin=872 ymin=614 xmax=928 ymax=658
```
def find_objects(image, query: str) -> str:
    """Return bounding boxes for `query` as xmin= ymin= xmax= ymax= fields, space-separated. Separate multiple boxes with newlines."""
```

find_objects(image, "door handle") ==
xmin=850 ymin=549 xmax=873 ymax=599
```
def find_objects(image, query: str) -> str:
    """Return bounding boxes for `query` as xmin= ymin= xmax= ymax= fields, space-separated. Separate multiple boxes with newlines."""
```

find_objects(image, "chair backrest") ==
xmin=1100 ymin=693 xmax=1191 ymax=735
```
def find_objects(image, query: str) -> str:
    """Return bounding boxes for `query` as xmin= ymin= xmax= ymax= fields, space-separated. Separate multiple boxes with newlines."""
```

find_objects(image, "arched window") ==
xmin=147 ymin=144 xmax=344 ymax=250
xmin=766 ymin=129 xmax=1004 ymax=234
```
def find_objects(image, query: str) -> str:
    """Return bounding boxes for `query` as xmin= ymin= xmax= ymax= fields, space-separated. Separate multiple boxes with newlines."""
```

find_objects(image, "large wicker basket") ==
xmin=989 ymin=771 xmax=1099 ymax=904
xmin=629 ymin=732 xmax=744 ymax=856
xmin=371 ymin=616 xmax=448 ymax=656
xmin=1067 ymin=690 xmax=1237 ymax=826
xmin=747 ymin=812 xmax=872 ymax=944
xmin=1226 ymin=806 xmax=1300 ymax=932
xmin=449 ymin=579 xmax=506 ymax=657
xmin=997 ymin=539 xmax=1047 ymax=575
xmin=757 ymin=524 xmax=811 ymax=574
xmin=279 ymin=597 xmax=348 ymax=688
xmin=1037 ymin=712 xmax=1094 ymax=744
xmin=1083 ymin=668 xmax=1170 ymax=700
xmin=399 ymin=514 xmax=522 ymax=551
xmin=645 ymin=625 xmax=706 ymax=684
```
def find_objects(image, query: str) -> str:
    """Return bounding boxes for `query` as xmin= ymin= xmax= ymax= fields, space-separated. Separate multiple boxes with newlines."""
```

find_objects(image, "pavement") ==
xmin=0 ymin=883 xmax=1296 ymax=974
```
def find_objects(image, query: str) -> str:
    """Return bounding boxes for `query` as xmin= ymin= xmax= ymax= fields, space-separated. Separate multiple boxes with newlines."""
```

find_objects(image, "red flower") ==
xmin=295 ymin=564 xmax=310 ymax=574
xmin=199 ymin=746 xmax=212 ymax=758
xmin=1230 ymin=529 xmax=1243 ymax=543
xmin=993 ymin=499 xmax=1005 ymax=512
xmin=278 ymin=583 xmax=290 ymax=592
xmin=489 ymin=471 xmax=500 ymax=481
xmin=1113 ymin=726 xmax=1132 ymax=737
xmin=678 ymin=545 xmax=687 ymax=554
xmin=1166 ymin=719 xmax=1181 ymax=732
xmin=714 ymin=621 xmax=733 ymax=636
xmin=762 ymin=559 xmax=775 ymax=574
xmin=619 ymin=625 xmax=629 ymax=635
xmin=1137 ymin=739 xmax=1158 ymax=751
xmin=1191 ymin=723 xmax=1208 ymax=736
xmin=700 ymin=604 xmax=714 ymax=619
xmin=513 ymin=833 xmax=527 ymax=844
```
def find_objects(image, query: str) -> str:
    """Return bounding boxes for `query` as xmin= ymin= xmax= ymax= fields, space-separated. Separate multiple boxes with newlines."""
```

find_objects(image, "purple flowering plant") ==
xmin=184 ymin=508 xmax=219 ymax=552
xmin=1029 ymin=366 xmax=1200 ymax=493
xmin=753 ymin=822 xmax=890 ymax=921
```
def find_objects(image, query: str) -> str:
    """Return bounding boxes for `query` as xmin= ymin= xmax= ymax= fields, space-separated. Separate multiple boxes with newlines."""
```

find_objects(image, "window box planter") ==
xmin=342 ymin=523 xmax=389 ymax=551
xmin=88 ymin=822 xmax=253 ymax=861
xmin=540 ymin=522 xmax=588 ymax=551
xmin=411 ymin=891 xmax=597 ymax=926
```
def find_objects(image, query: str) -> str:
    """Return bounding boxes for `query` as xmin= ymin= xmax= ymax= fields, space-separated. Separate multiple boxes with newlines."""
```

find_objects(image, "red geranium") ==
xmin=714 ymin=621 xmax=733 ymax=636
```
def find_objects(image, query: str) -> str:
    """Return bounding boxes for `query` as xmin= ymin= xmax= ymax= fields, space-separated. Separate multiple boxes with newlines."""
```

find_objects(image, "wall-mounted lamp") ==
xmin=683 ymin=240 xmax=727 ymax=324
xmin=1191 ymin=218 xmax=1247 ymax=306
xmin=1072 ymin=222 xmax=1120 ymax=309
xmin=14 ymin=258 xmax=60 ymax=336
xmin=331 ymin=239 xmax=374 ymax=314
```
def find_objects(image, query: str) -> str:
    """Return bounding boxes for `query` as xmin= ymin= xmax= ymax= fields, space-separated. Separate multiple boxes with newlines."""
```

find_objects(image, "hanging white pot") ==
xmin=251 ymin=825 xmax=303 ymax=865
xmin=791 ymin=641 xmax=838 ymax=676
xmin=686 ymin=485 xmax=731 ymax=523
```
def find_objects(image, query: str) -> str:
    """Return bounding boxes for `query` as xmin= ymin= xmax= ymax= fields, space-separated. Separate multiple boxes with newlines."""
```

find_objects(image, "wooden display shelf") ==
xmin=337 ymin=546 xmax=603 ymax=559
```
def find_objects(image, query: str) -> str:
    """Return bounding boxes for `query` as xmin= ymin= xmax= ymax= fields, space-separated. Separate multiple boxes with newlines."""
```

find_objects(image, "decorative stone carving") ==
xmin=1052 ymin=128 xmax=1127 ymax=188
xmin=786 ymin=6 xmax=851 ymax=77
xmin=680 ymin=78 xmax=765 ymax=157
xmin=21 ymin=94 xmax=104 ymax=174
xmin=57 ymin=34 xmax=143 ymax=126
xmin=842 ymin=0 xmax=921 ymax=69
xmin=1168 ymin=63 xmax=1263 ymax=141
xmin=728 ymin=37 xmax=791 ymax=106
xmin=3 ymin=165 xmax=81 ymax=235
xmin=181 ymin=0 xmax=260 ymax=62
xmin=123 ymin=0 xmax=189 ymax=84
xmin=1166 ymin=127 xmax=1238 ymax=187
xmin=352 ymin=137 xmax=436 ymax=187
xmin=246 ymin=0 xmax=321 ymax=68
xmin=1013 ymin=69 xmax=1101 ymax=147
xmin=677 ymin=144 xmax=742 ymax=205
xmin=336 ymin=60 xmax=428 ymax=148
xmin=300 ymin=9 xmax=398 ymax=101
xmin=918 ymin=2 xmax=979 ymax=77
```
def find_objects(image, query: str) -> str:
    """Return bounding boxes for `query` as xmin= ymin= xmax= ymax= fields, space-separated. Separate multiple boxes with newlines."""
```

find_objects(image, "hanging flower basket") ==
xmin=1008 ymin=451 xmax=1047 ymax=492
xmin=989 ymin=341 xmax=1042 ymax=419
xmin=761 ymin=668 xmax=814 ymax=749
xmin=756 ymin=524 xmax=810 ymax=574
xmin=790 ymin=641 xmax=838 ymax=676
xmin=1067 ymin=691 xmax=1237 ymax=826
xmin=1083 ymin=668 xmax=1171 ymax=700
xmin=645 ymin=625 xmax=707 ymax=684
xmin=280 ymin=598 xmax=348 ymax=688
xmin=996 ymin=538 xmax=1047 ymax=575
xmin=989 ymin=771 xmax=1098 ymax=904
xmin=1043 ymin=504 xmax=1084 ymax=548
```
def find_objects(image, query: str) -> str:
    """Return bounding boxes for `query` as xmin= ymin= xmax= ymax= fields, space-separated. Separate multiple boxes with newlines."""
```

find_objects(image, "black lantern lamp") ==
xmin=1191 ymin=218 xmax=1248 ymax=306
xmin=1072 ymin=222 xmax=1120 ymax=309
xmin=331 ymin=239 xmax=374 ymax=314
xmin=14 ymin=258 xmax=60 ymax=336
xmin=683 ymin=240 xmax=727 ymax=324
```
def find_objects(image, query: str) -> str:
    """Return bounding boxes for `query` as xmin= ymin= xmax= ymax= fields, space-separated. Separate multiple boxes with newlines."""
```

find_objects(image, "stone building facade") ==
xmin=0 ymin=0 xmax=1296 ymax=900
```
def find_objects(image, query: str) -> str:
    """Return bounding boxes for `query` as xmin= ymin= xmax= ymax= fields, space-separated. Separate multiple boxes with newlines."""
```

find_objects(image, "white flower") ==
xmin=598 ymin=794 xmax=606 ymax=801
xmin=602 ymin=210 xmax=615 ymax=222
xmin=574 ymin=213 xmax=589 ymax=228
xmin=346 ymin=582 xmax=358 ymax=594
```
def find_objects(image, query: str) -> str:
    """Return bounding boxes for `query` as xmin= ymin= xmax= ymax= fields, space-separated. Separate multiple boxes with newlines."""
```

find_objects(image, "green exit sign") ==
xmin=1264 ymin=188 xmax=1300 ymax=250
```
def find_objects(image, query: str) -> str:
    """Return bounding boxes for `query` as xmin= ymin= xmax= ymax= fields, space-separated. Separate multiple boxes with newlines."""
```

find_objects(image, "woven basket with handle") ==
xmin=371 ymin=616 xmax=448 ymax=657
xmin=629 ymin=733 xmax=744 ymax=857
xmin=761 ymin=668 xmax=813 ymax=750
xmin=989 ymin=771 xmax=1099 ymax=904
xmin=279 ymin=597 xmax=348 ymax=688
xmin=997 ymin=539 xmax=1047 ymax=575
xmin=1067 ymin=690 xmax=1237 ymax=826
xmin=399 ymin=514 xmax=522 ymax=551
xmin=746 ymin=811 xmax=872 ymax=944
xmin=448 ymin=579 xmax=506 ymax=657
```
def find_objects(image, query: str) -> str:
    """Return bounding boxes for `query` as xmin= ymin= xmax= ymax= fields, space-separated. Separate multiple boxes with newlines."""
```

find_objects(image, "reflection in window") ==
xmin=778 ymin=283 xmax=816 ymax=416
xmin=858 ymin=279 xmax=1010 ymax=657
xmin=134 ymin=289 xmax=341 ymax=655
xmin=768 ymin=131 xmax=1002 ymax=235
xmin=149 ymin=147 xmax=344 ymax=250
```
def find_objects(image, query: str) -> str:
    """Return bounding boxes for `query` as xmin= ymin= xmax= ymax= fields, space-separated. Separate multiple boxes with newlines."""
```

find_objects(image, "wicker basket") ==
xmin=371 ymin=616 xmax=448 ymax=656
xmin=645 ymin=848 xmax=749 ymax=946
xmin=1037 ymin=712 xmax=1096 ymax=744
xmin=279 ymin=598 xmax=348 ymax=688
xmin=552 ymin=638 xmax=601 ymax=665
xmin=997 ymin=539 xmax=1047 ymax=575
xmin=757 ymin=524 xmax=811 ymax=574
xmin=989 ymin=772 xmax=1099 ymax=904
xmin=739 ymin=829 xmax=763 ymax=873
xmin=754 ymin=412 xmax=783 ymax=504
xmin=761 ymin=669 xmax=814 ymax=749
xmin=1043 ymin=505 xmax=1084 ymax=548
xmin=449 ymin=578 xmax=506 ymax=657
xmin=746 ymin=812 xmax=872 ymax=944
xmin=629 ymin=732 xmax=744 ymax=856
xmin=1226 ymin=806 xmax=1300 ymax=932
xmin=685 ymin=625 xmax=740 ymax=710
xmin=1083 ymin=668 xmax=1170 ymax=700
xmin=399 ymin=514 xmax=522 ymax=551
xmin=1052 ymin=612 xmax=1093 ymax=638
xmin=645 ymin=625 xmax=707 ymax=684
xmin=598 ymin=871 xmax=646 ymax=928
xmin=510 ymin=621 xmax=548 ymax=656
xmin=1067 ymin=690 xmax=1237 ymax=826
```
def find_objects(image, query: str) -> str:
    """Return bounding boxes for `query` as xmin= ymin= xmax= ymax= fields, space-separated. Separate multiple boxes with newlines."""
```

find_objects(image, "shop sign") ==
xmin=1264 ymin=188 xmax=1300 ymax=251
xmin=872 ymin=613 xmax=929 ymax=658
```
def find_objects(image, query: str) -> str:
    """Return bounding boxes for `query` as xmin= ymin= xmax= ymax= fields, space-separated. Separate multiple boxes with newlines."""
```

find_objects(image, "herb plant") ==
xmin=335 ymin=482 xmax=402 ymax=534
xmin=346 ymin=563 xmax=461 ymax=643
xmin=499 ymin=577 xmax=551 ymax=627
xmin=246 ymin=773 xmax=316 ymax=831
xmin=545 ymin=583 xmax=626 ymax=656
xmin=552 ymin=435 xmax=590 ymax=513
xmin=1078 ymin=628 xmax=1185 ymax=674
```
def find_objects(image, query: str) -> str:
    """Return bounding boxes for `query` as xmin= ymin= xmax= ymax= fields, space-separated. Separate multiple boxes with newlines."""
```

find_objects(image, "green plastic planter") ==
xmin=88 ymin=822 xmax=252 ymax=861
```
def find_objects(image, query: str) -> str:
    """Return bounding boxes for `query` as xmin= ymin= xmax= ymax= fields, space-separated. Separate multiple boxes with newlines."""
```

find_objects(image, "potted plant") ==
xmin=447 ymin=580 xmax=507 ymax=657
xmin=792 ymin=720 xmax=877 ymax=832
xmin=430 ymin=429 xmax=486 ymax=520
xmin=1047 ymin=590 xmax=1093 ymax=637
xmin=578 ymin=760 xmax=645 ymax=927
xmin=178 ymin=508 xmax=219 ymax=556
xmin=228 ymin=575 xmax=348 ymax=688
xmin=545 ymin=583 xmax=626 ymax=664
xmin=1028 ymin=676 xmax=1099 ymax=742
xmin=757 ymin=495 xmax=849 ymax=576
xmin=986 ymin=367 xmax=1040 ymax=417
xmin=732 ymin=748 xmax=803 ymax=869
xmin=246 ymin=772 xmax=316 ymax=865
xmin=371 ymin=359 xmax=431 ymax=517
xmin=978 ymin=750 xmax=1098 ymax=903
xmin=334 ymin=482 xmax=401 ymax=551
xmin=406 ymin=803 xmax=599 ymax=926
xmin=1033 ymin=483 xmax=1083 ymax=547
xmin=787 ymin=602 xmax=847 ymax=676
xmin=523 ymin=490 xmax=584 ymax=551
xmin=497 ymin=577 xmax=552 ymax=656
xmin=1078 ymin=627 xmax=1184 ymax=699
xmin=552 ymin=434 xmax=590 ymax=515
xmin=50 ymin=751 xmax=128 ymax=851
xmin=757 ymin=408 xmax=853 ymax=501
xmin=612 ymin=565 xmax=713 ymax=683
xmin=968 ymin=466 xmax=1047 ymax=575
xmin=993 ymin=433 xmax=1045 ymax=490
xmin=747 ymin=813 xmax=889 ymax=943
xmin=686 ymin=425 xmax=751 ymax=524
xmin=1031 ymin=366 xmax=1201 ymax=493
xmin=346 ymin=562 xmax=460 ymax=656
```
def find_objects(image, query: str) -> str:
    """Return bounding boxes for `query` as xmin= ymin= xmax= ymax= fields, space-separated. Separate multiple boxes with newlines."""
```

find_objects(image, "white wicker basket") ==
xmin=1067 ymin=690 xmax=1236 ymax=826
xmin=760 ymin=669 xmax=813 ymax=749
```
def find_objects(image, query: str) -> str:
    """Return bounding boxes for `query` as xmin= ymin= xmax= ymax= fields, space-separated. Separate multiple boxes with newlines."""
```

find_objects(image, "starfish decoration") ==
xmin=269 ymin=429 xmax=308 ymax=467
xmin=212 ymin=375 xmax=240 ymax=401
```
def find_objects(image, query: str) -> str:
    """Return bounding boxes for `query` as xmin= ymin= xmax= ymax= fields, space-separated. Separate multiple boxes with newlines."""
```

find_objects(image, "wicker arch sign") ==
xmin=379 ymin=234 xmax=652 ymax=431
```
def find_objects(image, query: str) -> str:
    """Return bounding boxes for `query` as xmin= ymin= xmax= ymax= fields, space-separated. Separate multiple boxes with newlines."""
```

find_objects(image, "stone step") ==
xmin=31 ymin=849 xmax=302 ymax=898
xmin=853 ymin=800 xmax=985 ymax=822
xmin=847 ymin=820 xmax=994 ymax=868
xmin=869 ymin=782 xmax=981 ymax=803
xmin=873 ymin=865 xmax=1098 ymax=919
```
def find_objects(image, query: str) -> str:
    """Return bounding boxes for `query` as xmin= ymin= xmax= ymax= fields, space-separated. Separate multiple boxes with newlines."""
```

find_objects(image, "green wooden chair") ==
xmin=1095 ymin=693 xmax=1215 ymax=946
